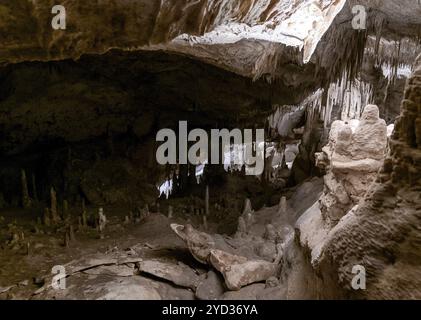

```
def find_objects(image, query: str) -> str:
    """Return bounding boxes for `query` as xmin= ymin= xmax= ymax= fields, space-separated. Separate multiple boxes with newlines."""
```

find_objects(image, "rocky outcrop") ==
xmin=322 ymin=54 xmax=421 ymax=299
xmin=293 ymin=54 xmax=421 ymax=299
xmin=171 ymin=223 xmax=283 ymax=291
xmin=210 ymin=249 xmax=278 ymax=291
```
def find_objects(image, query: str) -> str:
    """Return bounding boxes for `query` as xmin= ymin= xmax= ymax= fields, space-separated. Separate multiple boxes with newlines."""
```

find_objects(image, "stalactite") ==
xmin=374 ymin=16 xmax=385 ymax=62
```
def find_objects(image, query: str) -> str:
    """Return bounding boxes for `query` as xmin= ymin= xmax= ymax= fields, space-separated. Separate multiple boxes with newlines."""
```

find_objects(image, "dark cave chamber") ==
xmin=0 ymin=50 xmax=318 ymax=236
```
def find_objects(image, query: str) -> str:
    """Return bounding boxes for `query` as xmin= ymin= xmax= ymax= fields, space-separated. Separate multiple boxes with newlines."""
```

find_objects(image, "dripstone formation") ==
xmin=316 ymin=104 xmax=388 ymax=226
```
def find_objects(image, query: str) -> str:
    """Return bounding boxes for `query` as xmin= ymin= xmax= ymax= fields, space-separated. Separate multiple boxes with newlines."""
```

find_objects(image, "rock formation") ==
xmin=294 ymin=54 xmax=421 ymax=300
xmin=171 ymin=223 xmax=283 ymax=291
xmin=20 ymin=169 xmax=32 ymax=209
xmin=210 ymin=249 xmax=278 ymax=291
xmin=315 ymin=104 xmax=388 ymax=226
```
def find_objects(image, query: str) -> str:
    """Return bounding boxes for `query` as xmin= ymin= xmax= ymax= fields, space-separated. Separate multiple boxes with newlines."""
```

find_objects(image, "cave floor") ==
xmin=0 ymin=178 xmax=323 ymax=300
xmin=0 ymin=208 xmax=200 ymax=299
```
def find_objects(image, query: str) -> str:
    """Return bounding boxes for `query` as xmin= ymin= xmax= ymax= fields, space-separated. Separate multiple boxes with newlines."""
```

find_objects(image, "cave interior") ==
xmin=0 ymin=0 xmax=420 ymax=300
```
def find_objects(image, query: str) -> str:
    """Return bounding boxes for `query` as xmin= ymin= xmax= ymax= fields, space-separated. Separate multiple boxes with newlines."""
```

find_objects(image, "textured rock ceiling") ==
xmin=1 ymin=0 xmax=420 ymax=161
xmin=1 ymin=0 xmax=420 ymax=81
xmin=0 ymin=0 xmax=346 ymax=64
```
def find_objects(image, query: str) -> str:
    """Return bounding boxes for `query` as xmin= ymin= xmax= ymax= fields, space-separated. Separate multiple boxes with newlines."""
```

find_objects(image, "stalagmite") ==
xmin=31 ymin=174 xmax=38 ymax=202
xmin=242 ymin=198 xmax=255 ymax=229
xmin=280 ymin=152 xmax=288 ymax=170
xmin=236 ymin=216 xmax=247 ymax=238
xmin=314 ymin=104 xmax=388 ymax=226
xmin=50 ymin=187 xmax=59 ymax=224
xmin=278 ymin=196 xmax=287 ymax=215
xmin=168 ymin=205 xmax=173 ymax=219
xmin=203 ymin=215 xmax=208 ymax=231
xmin=9 ymin=232 xmax=19 ymax=247
xmin=69 ymin=225 xmax=75 ymax=241
xmin=263 ymin=224 xmax=279 ymax=242
xmin=245 ymin=212 xmax=254 ymax=229
xmin=98 ymin=207 xmax=107 ymax=239
xmin=21 ymin=169 xmax=32 ymax=209
xmin=64 ymin=232 xmax=70 ymax=248
xmin=205 ymin=185 xmax=209 ymax=216
xmin=43 ymin=208 xmax=50 ymax=227
xmin=243 ymin=198 xmax=253 ymax=215
xmin=81 ymin=199 xmax=87 ymax=227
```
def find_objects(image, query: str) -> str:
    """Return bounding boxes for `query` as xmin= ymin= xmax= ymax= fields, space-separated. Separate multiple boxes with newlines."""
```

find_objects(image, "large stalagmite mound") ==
xmin=294 ymin=55 xmax=421 ymax=300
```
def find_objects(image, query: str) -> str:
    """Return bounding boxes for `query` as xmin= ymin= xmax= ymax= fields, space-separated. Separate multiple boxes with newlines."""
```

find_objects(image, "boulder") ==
xmin=171 ymin=224 xmax=216 ymax=264
xmin=137 ymin=260 xmax=200 ymax=290
xmin=195 ymin=271 xmax=226 ymax=300
xmin=210 ymin=249 xmax=278 ymax=291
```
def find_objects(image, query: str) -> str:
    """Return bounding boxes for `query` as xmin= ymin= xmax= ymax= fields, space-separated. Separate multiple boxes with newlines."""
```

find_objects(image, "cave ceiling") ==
xmin=0 ymin=0 xmax=421 ymax=157
xmin=1 ymin=0 xmax=420 ymax=80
